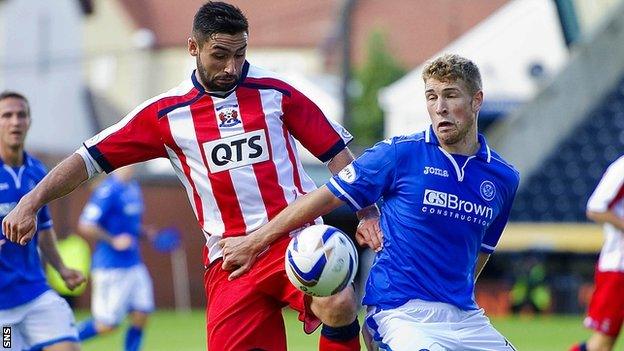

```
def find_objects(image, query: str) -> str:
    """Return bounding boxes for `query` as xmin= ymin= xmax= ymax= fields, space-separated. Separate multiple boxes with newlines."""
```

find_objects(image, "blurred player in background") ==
xmin=570 ymin=155 xmax=624 ymax=351
xmin=224 ymin=54 xmax=520 ymax=350
xmin=2 ymin=2 xmax=381 ymax=351
xmin=76 ymin=166 xmax=154 ymax=351
xmin=0 ymin=91 xmax=85 ymax=351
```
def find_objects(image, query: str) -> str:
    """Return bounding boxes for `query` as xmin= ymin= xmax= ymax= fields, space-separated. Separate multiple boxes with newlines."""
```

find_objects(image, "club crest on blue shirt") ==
xmin=217 ymin=104 xmax=241 ymax=128
xmin=480 ymin=180 xmax=496 ymax=201
xmin=338 ymin=164 xmax=356 ymax=183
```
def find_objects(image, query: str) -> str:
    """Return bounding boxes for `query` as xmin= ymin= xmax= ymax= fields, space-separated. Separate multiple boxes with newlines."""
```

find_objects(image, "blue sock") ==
xmin=77 ymin=319 xmax=98 ymax=341
xmin=125 ymin=326 xmax=144 ymax=351
xmin=320 ymin=319 xmax=360 ymax=340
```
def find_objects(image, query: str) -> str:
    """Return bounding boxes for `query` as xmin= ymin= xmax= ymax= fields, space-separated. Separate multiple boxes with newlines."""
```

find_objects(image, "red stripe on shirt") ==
xmin=90 ymin=87 xmax=200 ymax=171
xmin=281 ymin=122 xmax=305 ymax=195
xmin=608 ymin=181 xmax=624 ymax=210
xmin=190 ymin=96 xmax=246 ymax=237
xmin=159 ymin=114 xmax=206 ymax=230
xmin=243 ymin=77 xmax=344 ymax=159
xmin=236 ymin=87 xmax=289 ymax=220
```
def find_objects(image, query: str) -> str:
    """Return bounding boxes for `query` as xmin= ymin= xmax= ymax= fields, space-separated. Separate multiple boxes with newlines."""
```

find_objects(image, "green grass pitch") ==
xmin=76 ymin=310 xmax=595 ymax=350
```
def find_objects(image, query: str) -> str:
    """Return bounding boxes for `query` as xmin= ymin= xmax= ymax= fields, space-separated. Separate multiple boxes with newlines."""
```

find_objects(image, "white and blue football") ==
xmin=285 ymin=224 xmax=358 ymax=297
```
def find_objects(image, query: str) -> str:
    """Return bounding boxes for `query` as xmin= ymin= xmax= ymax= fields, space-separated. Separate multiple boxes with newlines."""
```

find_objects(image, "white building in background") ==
xmin=0 ymin=0 xmax=93 ymax=153
xmin=380 ymin=0 xmax=568 ymax=138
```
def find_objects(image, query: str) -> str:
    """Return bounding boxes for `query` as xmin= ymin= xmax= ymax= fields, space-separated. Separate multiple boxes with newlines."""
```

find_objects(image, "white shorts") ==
xmin=91 ymin=264 xmax=154 ymax=326
xmin=366 ymin=299 xmax=516 ymax=351
xmin=0 ymin=290 xmax=78 ymax=351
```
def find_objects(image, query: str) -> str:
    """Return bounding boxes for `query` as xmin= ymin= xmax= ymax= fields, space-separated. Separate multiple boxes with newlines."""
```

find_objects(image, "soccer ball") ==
xmin=285 ymin=224 xmax=358 ymax=297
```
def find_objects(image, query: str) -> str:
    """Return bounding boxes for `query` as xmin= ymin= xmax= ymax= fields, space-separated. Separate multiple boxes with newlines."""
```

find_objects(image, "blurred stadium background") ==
xmin=2 ymin=0 xmax=624 ymax=349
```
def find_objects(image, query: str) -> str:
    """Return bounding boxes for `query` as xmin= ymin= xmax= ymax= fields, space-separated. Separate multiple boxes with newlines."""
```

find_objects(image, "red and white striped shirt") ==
xmin=79 ymin=62 xmax=352 ymax=263
xmin=587 ymin=155 xmax=624 ymax=272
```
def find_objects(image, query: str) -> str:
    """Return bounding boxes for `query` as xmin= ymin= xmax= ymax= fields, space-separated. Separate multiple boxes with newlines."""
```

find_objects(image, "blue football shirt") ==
xmin=326 ymin=126 xmax=519 ymax=310
xmin=0 ymin=154 xmax=54 ymax=309
xmin=79 ymin=175 xmax=144 ymax=269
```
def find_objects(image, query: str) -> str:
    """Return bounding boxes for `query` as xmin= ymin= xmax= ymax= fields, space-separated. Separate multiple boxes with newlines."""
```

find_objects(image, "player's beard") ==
xmin=196 ymin=57 xmax=238 ymax=92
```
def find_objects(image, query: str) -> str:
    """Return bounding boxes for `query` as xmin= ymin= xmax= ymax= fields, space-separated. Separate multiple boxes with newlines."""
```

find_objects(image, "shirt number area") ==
xmin=203 ymin=130 xmax=270 ymax=173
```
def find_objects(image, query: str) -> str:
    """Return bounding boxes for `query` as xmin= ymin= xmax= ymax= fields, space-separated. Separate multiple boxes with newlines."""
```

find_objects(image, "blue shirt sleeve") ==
xmin=481 ymin=176 xmax=519 ymax=254
xmin=79 ymin=182 xmax=115 ymax=225
xmin=326 ymin=139 xmax=396 ymax=211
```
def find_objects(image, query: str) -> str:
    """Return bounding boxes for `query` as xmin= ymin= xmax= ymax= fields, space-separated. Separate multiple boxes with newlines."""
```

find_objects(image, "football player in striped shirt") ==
xmin=570 ymin=156 xmax=624 ymax=351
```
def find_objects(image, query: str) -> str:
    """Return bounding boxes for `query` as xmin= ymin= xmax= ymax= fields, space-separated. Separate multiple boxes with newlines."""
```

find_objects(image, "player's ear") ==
xmin=188 ymin=37 xmax=199 ymax=57
xmin=472 ymin=90 xmax=483 ymax=112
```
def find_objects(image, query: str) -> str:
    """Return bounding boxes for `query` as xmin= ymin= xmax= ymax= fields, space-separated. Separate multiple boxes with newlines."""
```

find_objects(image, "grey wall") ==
xmin=1 ymin=0 xmax=93 ymax=153
xmin=487 ymin=0 xmax=624 ymax=186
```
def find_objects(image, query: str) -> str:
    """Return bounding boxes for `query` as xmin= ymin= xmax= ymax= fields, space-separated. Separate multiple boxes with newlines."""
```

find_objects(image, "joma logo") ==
xmin=423 ymin=166 xmax=449 ymax=177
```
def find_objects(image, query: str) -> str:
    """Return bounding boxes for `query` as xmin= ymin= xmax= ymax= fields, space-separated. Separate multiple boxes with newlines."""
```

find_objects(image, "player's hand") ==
xmin=218 ymin=235 xmax=262 ymax=280
xmin=142 ymin=224 xmax=158 ymax=240
xmin=59 ymin=267 xmax=86 ymax=290
xmin=2 ymin=199 xmax=38 ymax=245
xmin=111 ymin=233 xmax=134 ymax=251
xmin=356 ymin=217 xmax=383 ymax=252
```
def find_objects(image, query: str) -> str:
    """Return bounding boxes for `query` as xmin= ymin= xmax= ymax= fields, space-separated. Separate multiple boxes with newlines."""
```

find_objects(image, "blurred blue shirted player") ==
xmin=240 ymin=54 xmax=520 ymax=351
xmin=0 ymin=91 xmax=84 ymax=351
xmin=76 ymin=166 xmax=154 ymax=351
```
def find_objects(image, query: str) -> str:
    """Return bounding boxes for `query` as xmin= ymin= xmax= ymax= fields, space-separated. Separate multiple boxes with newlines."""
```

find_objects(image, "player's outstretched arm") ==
xmin=219 ymin=186 xmax=344 ymax=280
xmin=3 ymin=154 xmax=89 ymax=245
xmin=587 ymin=209 xmax=624 ymax=231
xmin=38 ymin=228 xmax=86 ymax=290
xmin=327 ymin=148 xmax=383 ymax=251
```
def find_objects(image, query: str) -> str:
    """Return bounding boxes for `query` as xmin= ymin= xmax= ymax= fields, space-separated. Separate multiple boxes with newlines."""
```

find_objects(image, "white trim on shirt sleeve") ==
xmin=329 ymin=178 xmax=362 ymax=210
xmin=480 ymin=243 xmax=495 ymax=252
xmin=75 ymin=146 xmax=103 ymax=179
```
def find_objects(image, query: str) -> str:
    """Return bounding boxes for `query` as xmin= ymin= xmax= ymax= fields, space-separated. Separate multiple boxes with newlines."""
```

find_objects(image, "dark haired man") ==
xmin=3 ymin=2 xmax=380 ymax=351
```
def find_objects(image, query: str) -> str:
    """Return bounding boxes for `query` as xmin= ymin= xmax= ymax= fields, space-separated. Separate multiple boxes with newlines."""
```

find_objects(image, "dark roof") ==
xmin=115 ymin=0 xmax=508 ymax=67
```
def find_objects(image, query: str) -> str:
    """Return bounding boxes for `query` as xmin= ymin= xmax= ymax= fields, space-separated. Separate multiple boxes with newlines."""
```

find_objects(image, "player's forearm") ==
xmin=327 ymin=147 xmax=355 ymax=175
xmin=20 ymin=154 xmax=89 ymax=212
xmin=587 ymin=210 xmax=624 ymax=231
xmin=38 ymin=229 xmax=67 ymax=272
xmin=252 ymin=186 xmax=344 ymax=249
xmin=78 ymin=223 xmax=113 ymax=244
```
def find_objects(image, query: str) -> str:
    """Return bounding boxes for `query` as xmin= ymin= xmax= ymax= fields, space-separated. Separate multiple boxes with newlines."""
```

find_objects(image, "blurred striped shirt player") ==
xmin=581 ymin=155 xmax=624 ymax=340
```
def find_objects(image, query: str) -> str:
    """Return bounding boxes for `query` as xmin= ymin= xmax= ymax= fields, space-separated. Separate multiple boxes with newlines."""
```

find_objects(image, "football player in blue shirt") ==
xmin=0 ymin=91 xmax=85 ymax=351
xmin=75 ymin=166 xmax=154 ymax=351
xmin=219 ymin=54 xmax=520 ymax=350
